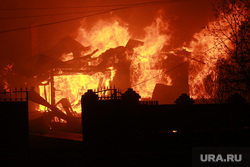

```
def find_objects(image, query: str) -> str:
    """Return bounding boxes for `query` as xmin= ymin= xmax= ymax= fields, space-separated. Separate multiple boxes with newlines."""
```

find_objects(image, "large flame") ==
xmin=39 ymin=5 xmax=245 ymax=113
xmin=188 ymin=7 xmax=246 ymax=99
xmin=77 ymin=19 xmax=130 ymax=57
xmin=130 ymin=16 xmax=172 ymax=98
xmin=39 ymin=20 xmax=129 ymax=114
xmin=54 ymin=72 xmax=110 ymax=115
xmin=43 ymin=15 xmax=172 ymax=114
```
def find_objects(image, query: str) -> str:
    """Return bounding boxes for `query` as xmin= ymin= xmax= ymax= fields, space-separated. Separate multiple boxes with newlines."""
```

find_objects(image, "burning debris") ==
xmin=29 ymin=87 xmax=82 ymax=132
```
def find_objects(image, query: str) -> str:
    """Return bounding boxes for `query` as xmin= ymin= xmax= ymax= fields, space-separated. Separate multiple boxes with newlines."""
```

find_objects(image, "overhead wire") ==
xmin=0 ymin=9 xmax=107 ymax=20
xmin=0 ymin=0 xmax=184 ymax=33
xmin=0 ymin=8 xmax=118 ymax=33
xmin=0 ymin=0 xmax=184 ymax=10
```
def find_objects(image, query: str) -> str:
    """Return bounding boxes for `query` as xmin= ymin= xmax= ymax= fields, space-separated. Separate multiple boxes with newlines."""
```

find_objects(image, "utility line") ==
xmin=0 ymin=9 xmax=107 ymax=20
xmin=0 ymin=0 xmax=184 ymax=10
xmin=0 ymin=8 xmax=119 ymax=33
xmin=0 ymin=0 xmax=183 ymax=33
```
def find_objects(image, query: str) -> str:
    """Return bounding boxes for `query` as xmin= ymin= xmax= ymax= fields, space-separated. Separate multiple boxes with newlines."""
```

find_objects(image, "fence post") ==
xmin=15 ymin=88 xmax=17 ymax=101
xmin=20 ymin=88 xmax=22 ymax=101
xmin=4 ymin=89 xmax=6 ymax=101
xmin=9 ymin=88 xmax=12 ymax=101
xmin=26 ymin=87 xmax=28 ymax=101
xmin=114 ymin=89 xmax=117 ymax=100
xmin=100 ymin=87 xmax=102 ymax=100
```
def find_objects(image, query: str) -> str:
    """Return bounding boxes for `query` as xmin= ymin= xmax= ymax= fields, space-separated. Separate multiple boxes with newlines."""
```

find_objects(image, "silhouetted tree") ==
xmin=209 ymin=0 xmax=250 ymax=93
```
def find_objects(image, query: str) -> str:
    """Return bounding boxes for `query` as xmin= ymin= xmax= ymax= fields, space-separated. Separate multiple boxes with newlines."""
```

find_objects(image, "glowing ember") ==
xmin=172 ymin=130 xmax=177 ymax=133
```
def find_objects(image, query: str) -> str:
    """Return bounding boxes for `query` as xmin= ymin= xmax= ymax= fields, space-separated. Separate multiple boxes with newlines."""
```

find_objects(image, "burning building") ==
xmin=29 ymin=16 xmax=187 ymax=115
xmin=15 ymin=16 xmax=192 ymax=133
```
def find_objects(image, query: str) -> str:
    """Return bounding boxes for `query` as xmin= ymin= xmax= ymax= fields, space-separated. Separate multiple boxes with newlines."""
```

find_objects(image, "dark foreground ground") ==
xmin=0 ymin=134 xmax=190 ymax=167
xmin=2 ymin=128 xmax=250 ymax=167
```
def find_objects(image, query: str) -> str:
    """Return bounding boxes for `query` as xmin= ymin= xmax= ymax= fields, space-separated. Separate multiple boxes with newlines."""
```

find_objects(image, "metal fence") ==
xmin=94 ymin=87 xmax=122 ymax=100
xmin=0 ymin=88 xmax=28 ymax=102
xmin=93 ymin=87 xmax=159 ymax=105
xmin=139 ymin=100 xmax=158 ymax=105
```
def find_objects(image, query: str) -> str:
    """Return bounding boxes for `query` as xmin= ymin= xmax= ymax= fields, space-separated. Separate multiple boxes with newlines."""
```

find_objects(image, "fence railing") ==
xmin=139 ymin=100 xmax=158 ymax=106
xmin=94 ymin=87 xmax=122 ymax=100
xmin=0 ymin=88 xmax=28 ymax=102
xmin=93 ymin=87 xmax=159 ymax=105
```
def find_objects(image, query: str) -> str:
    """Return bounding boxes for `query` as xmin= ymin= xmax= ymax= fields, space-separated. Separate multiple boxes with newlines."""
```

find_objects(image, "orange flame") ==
xmin=54 ymin=72 xmax=111 ymax=114
xmin=39 ymin=8 xmax=245 ymax=114
xmin=43 ymin=16 xmax=173 ymax=114
xmin=77 ymin=19 xmax=130 ymax=57
xmin=130 ymin=16 xmax=172 ymax=98
xmin=188 ymin=8 xmax=245 ymax=100
xmin=39 ymin=20 xmax=130 ymax=114
xmin=39 ymin=7 xmax=247 ymax=113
